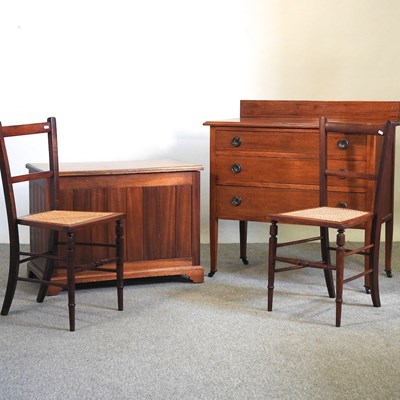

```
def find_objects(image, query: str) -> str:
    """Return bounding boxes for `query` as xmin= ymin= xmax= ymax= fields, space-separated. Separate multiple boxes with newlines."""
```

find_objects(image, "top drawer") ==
xmin=215 ymin=128 xmax=317 ymax=155
xmin=214 ymin=128 xmax=367 ymax=159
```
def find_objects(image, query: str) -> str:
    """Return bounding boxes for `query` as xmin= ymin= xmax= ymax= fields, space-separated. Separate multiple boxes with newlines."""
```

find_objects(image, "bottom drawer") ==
xmin=215 ymin=186 xmax=366 ymax=221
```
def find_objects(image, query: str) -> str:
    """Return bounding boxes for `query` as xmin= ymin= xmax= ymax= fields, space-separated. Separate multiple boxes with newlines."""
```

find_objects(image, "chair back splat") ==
xmin=0 ymin=117 xmax=126 ymax=331
xmin=266 ymin=117 xmax=399 ymax=327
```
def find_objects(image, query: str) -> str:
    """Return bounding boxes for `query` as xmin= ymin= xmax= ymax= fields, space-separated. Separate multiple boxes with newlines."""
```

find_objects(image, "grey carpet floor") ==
xmin=0 ymin=243 xmax=399 ymax=400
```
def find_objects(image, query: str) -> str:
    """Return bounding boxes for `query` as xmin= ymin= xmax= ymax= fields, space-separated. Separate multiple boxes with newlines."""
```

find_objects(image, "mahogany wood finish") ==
xmin=267 ymin=118 xmax=398 ymax=327
xmin=204 ymin=100 xmax=399 ymax=277
xmin=27 ymin=159 xmax=204 ymax=295
xmin=0 ymin=117 xmax=125 ymax=331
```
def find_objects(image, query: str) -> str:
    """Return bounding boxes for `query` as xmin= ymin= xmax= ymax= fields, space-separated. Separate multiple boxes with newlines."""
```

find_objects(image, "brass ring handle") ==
xmin=231 ymin=163 xmax=242 ymax=174
xmin=337 ymin=138 xmax=349 ymax=150
xmin=337 ymin=201 xmax=348 ymax=208
xmin=231 ymin=196 xmax=242 ymax=206
xmin=231 ymin=136 xmax=242 ymax=147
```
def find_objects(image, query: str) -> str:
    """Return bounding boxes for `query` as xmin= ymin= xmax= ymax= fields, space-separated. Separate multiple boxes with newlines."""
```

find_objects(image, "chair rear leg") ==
xmin=37 ymin=231 xmax=58 ymax=303
xmin=369 ymin=244 xmax=381 ymax=308
xmin=384 ymin=219 xmax=393 ymax=278
xmin=36 ymin=262 xmax=53 ymax=303
xmin=320 ymin=227 xmax=335 ymax=298
xmin=1 ymin=243 xmax=20 ymax=316
xmin=267 ymin=222 xmax=278 ymax=311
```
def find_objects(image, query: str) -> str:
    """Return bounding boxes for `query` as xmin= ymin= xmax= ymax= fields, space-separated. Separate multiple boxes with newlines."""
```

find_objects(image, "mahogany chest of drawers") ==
xmin=204 ymin=100 xmax=399 ymax=275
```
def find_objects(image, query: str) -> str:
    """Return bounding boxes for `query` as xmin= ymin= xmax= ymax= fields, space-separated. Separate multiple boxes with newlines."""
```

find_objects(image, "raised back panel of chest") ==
xmin=241 ymin=100 xmax=400 ymax=209
xmin=240 ymin=100 xmax=400 ymax=123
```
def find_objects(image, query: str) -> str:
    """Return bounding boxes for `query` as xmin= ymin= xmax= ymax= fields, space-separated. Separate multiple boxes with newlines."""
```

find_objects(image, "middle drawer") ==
xmin=215 ymin=156 xmax=367 ymax=187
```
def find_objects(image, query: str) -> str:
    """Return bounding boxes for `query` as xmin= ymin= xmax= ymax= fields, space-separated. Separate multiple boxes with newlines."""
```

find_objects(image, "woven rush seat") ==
xmin=279 ymin=206 xmax=371 ymax=223
xmin=20 ymin=210 xmax=119 ymax=227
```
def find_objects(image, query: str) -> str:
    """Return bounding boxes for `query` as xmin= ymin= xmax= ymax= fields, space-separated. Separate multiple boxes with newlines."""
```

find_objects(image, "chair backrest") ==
xmin=0 ymin=117 xmax=59 ymax=244
xmin=319 ymin=117 xmax=398 ymax=226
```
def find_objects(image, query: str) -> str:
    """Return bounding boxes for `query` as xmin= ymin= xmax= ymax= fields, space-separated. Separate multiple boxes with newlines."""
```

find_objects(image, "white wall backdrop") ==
xmin=1 ymin=0 xmax=400 ymax=243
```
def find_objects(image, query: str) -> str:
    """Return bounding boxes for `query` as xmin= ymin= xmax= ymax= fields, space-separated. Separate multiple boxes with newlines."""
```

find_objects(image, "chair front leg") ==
xmin=335 ymin=229 xmax=346 ymax=327
xmin=268 ymin=221 xmax=278 ymax=311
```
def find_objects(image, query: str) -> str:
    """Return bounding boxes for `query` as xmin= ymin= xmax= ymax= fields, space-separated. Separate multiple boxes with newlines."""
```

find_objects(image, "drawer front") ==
xmin=215 ymin=129 xmax=317 ymax=155
xmin=215 ymin=129 xmax=367 ymax=159
xmin=215 ymin=186 xmax=366 ymax=221
xmin=216 ymin=156 xmax=367 ymax=187
xmin=216 ymin=156 xmax=316 ymax=184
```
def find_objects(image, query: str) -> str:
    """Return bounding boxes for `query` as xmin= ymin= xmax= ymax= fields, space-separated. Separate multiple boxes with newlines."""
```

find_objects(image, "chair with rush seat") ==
xmin=266 ymin=117 xmax=398 ymax=327
xmin=0 ymin=117 xmax=126 ymax=331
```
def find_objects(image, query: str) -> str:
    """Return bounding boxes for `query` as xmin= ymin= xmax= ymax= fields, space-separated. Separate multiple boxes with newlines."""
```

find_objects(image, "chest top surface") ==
xmin=27 ymin=159 xmax=204 ymax=177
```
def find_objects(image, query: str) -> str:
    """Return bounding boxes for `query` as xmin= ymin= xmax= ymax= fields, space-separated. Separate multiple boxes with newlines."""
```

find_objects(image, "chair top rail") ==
xmin=0 ymin=122 xmax=52 ymax=137
xmin=324 ymin=120 xmax=385 ymax=135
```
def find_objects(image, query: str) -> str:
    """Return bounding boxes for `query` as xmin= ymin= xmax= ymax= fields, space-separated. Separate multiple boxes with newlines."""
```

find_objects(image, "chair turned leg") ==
xmin=66 ymin=232 xmax=76 ymax=332
xmin=335 ymin=229 xmax=346 ymax=327
xmin=115 ymin=220 xmax=124 ymax=312
xmin=1 ymin=244 xmax=20 ymax=316
xmin=267 ymin=221 xmax=278 ymax=312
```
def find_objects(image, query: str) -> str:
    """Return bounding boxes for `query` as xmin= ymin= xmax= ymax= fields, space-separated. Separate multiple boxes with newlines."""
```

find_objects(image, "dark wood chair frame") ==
xmin=266 ymin=117 xmax=398 ymax=327
xmin=0 ymin=117 xmax=126 ymax=331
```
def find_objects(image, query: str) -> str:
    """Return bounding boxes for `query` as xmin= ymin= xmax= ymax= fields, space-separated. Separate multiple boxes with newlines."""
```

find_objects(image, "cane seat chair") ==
xmin=0 ymin=117 xmax=126 ymax=331
xmin=266 ymin=117 xmax=398 ymax=327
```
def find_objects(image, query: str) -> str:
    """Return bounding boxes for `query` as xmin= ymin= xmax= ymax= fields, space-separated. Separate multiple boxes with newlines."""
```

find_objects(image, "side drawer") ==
xmin=215 ymin=156 xmax=367 ymax=187
xmin=328 ymin=133 xmax=368 ymax=160
xmin=215 ymin=186 xmax=367 ymax=221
